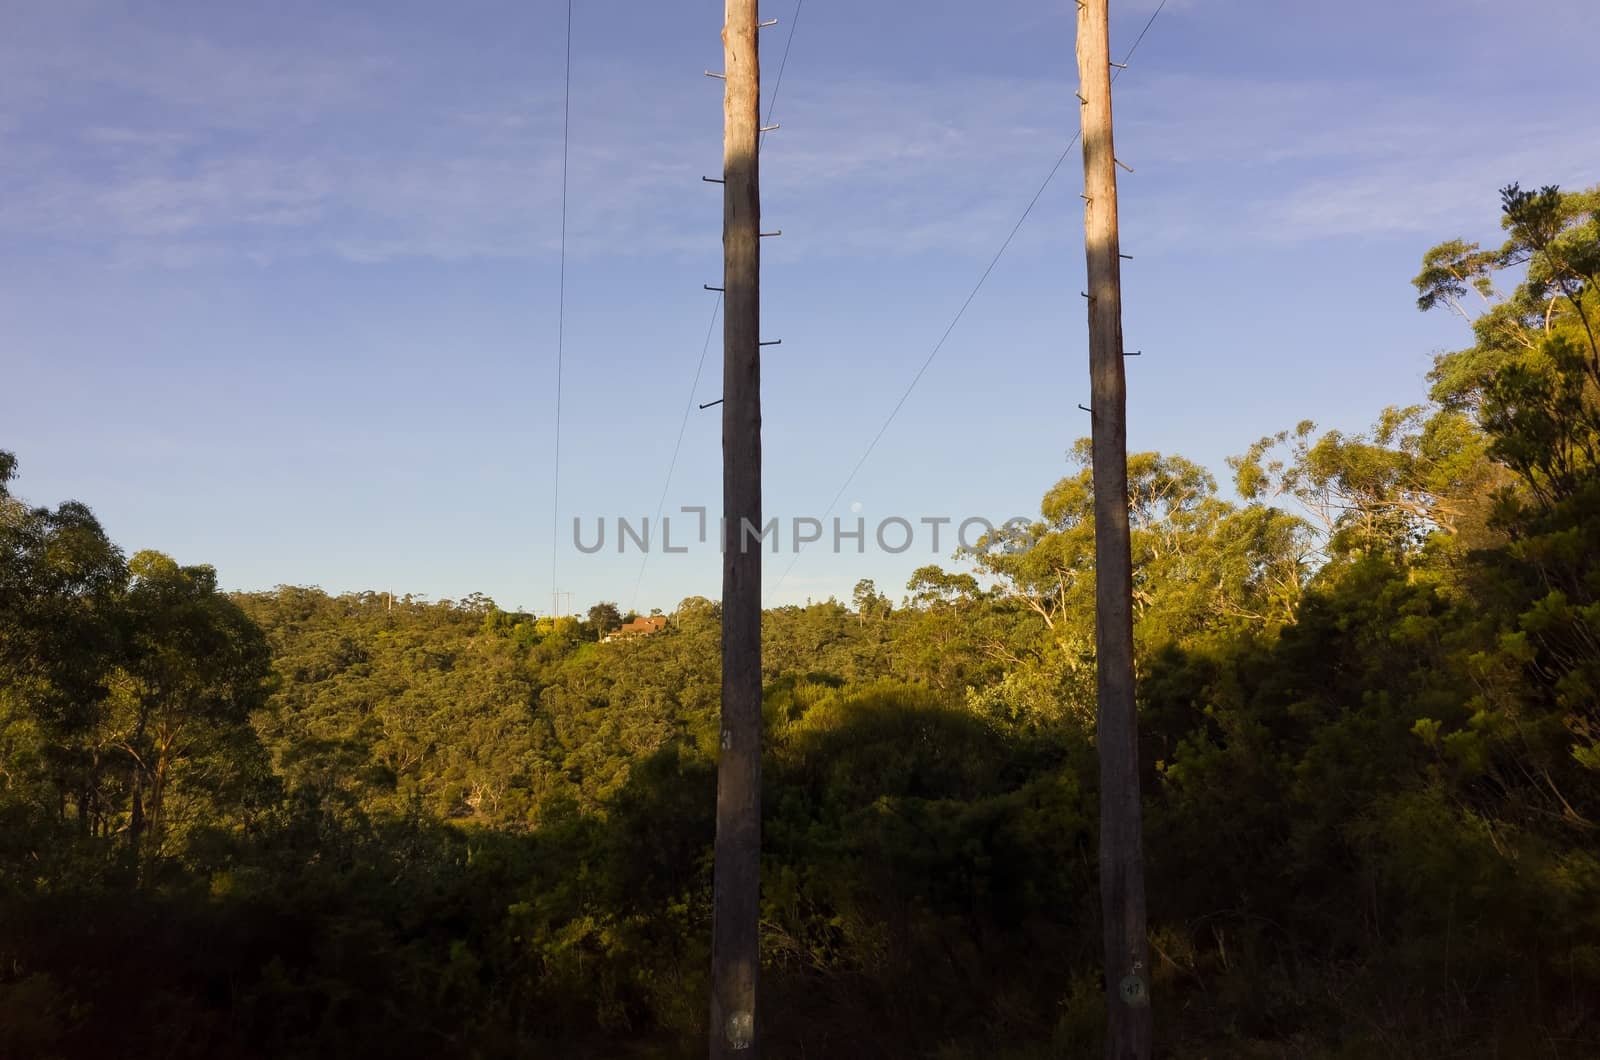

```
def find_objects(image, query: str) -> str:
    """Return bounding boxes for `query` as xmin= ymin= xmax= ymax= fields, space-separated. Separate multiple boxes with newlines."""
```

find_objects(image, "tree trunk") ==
xmin=149 ymin=745 xmax=170 ymax=858
xmin=129 ymin=765 xmax=144 ymax=866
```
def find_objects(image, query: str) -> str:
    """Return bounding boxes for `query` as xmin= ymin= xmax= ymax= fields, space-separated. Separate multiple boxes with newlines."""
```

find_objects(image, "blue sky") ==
xmin=4 ymin=0 xmax=1597 ymax=614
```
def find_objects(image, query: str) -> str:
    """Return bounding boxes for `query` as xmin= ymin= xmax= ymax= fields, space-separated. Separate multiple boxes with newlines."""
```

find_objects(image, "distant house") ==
xmin=605 ymin=615 xmax=668 ymax=642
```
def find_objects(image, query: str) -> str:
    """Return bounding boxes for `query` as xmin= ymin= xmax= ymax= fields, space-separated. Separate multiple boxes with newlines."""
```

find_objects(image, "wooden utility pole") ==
xmin=710 ymin=0 xmax=762 ymax=1055
xmin=1076 ymin=1 xmax=1153 ymax=1056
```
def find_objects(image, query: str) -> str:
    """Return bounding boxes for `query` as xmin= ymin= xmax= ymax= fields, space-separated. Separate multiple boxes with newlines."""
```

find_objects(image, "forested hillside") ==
xmin=3 ymin=185 xmax=1598 ymax=1057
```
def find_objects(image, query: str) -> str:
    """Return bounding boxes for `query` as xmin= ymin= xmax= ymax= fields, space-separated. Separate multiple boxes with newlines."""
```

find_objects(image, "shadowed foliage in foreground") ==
xmin=3 ymin=185 xmax=1599 ymax=1057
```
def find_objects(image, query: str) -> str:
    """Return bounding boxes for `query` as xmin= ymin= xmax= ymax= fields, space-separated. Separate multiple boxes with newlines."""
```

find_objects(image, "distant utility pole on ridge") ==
xmin=1076 ymin=0 xmax=1154 ymax=1057
xmin=709 ymin=0 xmax=764 ymax=1055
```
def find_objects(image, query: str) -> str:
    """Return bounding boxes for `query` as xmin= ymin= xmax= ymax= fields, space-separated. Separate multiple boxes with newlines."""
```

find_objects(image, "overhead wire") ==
xmin=629 ymin=0 xmax=806 ymax=612
xmin=770 ymin=0 xmax=1169 ymax=600
xmin=550 ymin=0 xmax=574 ymax=615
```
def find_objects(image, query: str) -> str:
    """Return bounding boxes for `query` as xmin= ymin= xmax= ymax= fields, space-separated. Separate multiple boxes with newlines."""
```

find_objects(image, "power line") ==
xmin=629 ymin=295 xmax=720 ymax=611
xmin=771 ymin=0 xmax=1168 ymax=600
xmin=762 ymin=0 xmax=804 ymax=145
xmin=1122 ymin=0 xmax=1169 ymax=59
xmin=550 ymin=0 xmax=573 ymax=616
xmin=628 ymin=0 xmax=805 ymax=613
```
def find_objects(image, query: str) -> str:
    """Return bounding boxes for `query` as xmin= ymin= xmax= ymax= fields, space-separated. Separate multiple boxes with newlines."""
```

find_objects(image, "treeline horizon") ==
xmin=3 ymin=182 xmax=1599 ymax=1057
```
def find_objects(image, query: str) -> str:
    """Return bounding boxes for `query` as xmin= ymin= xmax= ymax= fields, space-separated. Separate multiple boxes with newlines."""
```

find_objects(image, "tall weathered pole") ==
xmin=1076 ymin=1 xmax=1153 ymax=1056
xmin=710 ymin=0 xmax=762 ymax=1055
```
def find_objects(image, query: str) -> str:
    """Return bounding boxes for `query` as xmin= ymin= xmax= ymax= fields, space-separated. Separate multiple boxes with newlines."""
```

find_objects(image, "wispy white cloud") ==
xmin=1 ymin=25 xmax=1082 ymax=267
xmin=762 ymin=75 xmax=1079 ymax=257
xmin=1 ymin=0 xmax=1594 ymax=269
xmin=1111 ymin=71 xmax=1600 ymax=249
